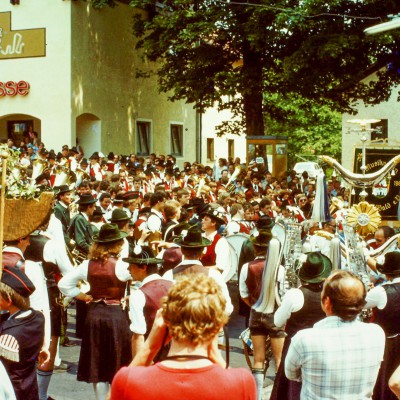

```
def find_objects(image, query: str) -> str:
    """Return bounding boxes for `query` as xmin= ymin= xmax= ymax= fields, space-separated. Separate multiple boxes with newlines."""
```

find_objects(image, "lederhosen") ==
xmin=372 ymin=283 xmax=400 ymax=400
xmin=24 ymin=235 xmax=63 ymax=337
xmin=77 ymin=257 xmax=131 ymax=383
xmin=247 ymin=258 xmax=285 ymax=338
xmin=0 ymin=309 xmax=45 ymax=400
xmin=270 ymin=285 xmax=325 ymax=400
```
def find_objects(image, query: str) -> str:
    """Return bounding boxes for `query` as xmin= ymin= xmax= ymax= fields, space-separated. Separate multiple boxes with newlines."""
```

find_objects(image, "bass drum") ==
xmin=224 ymin=233 xmax=249 ymax=282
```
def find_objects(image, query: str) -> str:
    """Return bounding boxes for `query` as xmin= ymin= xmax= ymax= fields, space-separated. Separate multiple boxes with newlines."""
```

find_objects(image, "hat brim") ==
xmin=92 ymin=231 xmax=128 ymax=243
xmin=123 ymin=257 xmax=163 ymax=265
xmin=173 ymin=237 xmax=212 ymax=248
xmin=77 ymin=198 xmax=97 ymax=205
xmin=200 ymin=212 xmax=225 ymax=226
xmin=249 ymin=237 xmax=269 ymax=247
xmin=297 ymin=254 xmax=332 ymax=283
xmin=376 ymin=263 xmax=400 ymax=276
xmin=110 ymin=218 xmax=130 ymax=223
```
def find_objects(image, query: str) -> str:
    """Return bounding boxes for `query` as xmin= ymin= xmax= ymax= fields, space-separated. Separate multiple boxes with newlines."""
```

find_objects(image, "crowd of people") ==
xmin=0 ymin=140 xmax=400 ymax=400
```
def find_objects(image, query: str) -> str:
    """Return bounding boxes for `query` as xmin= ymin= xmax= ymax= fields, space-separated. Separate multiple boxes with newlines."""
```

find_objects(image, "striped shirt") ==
xmin=285 ymin=316 xmax=385 ymax=400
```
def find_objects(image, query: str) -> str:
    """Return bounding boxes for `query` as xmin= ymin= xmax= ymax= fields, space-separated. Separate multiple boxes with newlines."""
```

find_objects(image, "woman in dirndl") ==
xmin=58 ymin=224 xmax=132 ymax=400
xmin=270 ymin=252 xmax=332 ymax=400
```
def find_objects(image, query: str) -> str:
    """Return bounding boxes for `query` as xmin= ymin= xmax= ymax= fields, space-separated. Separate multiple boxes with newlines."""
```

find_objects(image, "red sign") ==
xmin=0 ymin=81 xmax=30 ymax=97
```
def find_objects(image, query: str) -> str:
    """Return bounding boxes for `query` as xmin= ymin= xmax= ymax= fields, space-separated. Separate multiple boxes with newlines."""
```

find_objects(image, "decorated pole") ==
xmin=0 ymin=150 xmax=9 ymax=279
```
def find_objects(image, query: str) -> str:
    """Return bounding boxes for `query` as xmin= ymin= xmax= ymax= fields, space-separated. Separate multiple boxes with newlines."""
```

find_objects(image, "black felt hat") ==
xmin=249 ymin=229 xmax=273 ymax=248
xmin=54 ymin=184 xmax=71 ymax=196
xmin=174 ymin=225 xmax=211 ymax=248
xmin=92 ymin=223 xmax=128 ymax=243
xmin=123 ymin=245 xmax=163 ymax=265
xmin=376 ymin=252 xmax=400 ymax=275
xmin=1 ymin=266 xmax=35 ymax=297
xmin=77 ymin=194 xmax=96 ymax=205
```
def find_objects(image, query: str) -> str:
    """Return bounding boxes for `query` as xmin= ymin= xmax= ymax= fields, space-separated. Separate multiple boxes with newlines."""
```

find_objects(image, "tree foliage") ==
xmin=264 ymin=93 xmax=341 ymax=167
xmin=93 ymin=0 xmax=400 ymax=139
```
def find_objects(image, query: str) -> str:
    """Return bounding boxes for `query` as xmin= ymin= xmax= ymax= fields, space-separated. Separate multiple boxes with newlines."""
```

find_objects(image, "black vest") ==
xmin=374 ymin=283 xmax=400 ymax=337
xmin=285 ymin=285 xmax=325 ymax=338
xmin=24 ymin=235 xmax=59 ymax=288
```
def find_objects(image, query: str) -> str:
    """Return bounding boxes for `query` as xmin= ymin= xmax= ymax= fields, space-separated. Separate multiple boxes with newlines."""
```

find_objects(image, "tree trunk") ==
xmin=242 ymin=39 xmax=264 ymax=136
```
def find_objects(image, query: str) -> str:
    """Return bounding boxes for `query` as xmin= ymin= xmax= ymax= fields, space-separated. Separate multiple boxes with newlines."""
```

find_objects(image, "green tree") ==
xmin=264 ymin=93 xmax=341 ymax=167
xmin=93 ymin=0 xmax=400 ymax=138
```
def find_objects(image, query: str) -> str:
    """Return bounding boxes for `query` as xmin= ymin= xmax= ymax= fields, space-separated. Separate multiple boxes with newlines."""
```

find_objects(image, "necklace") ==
xmin=164 ymin=355 xmax=210 ymax=361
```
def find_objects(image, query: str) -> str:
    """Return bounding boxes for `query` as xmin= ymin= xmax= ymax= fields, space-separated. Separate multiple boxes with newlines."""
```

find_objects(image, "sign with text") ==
xmin=0 ymin=80 xmax=30 ymax=97
xmin=353 ymin=146 xmax=400 ymax=220
xmin=0 ymin=12 xmax=46 ymax=60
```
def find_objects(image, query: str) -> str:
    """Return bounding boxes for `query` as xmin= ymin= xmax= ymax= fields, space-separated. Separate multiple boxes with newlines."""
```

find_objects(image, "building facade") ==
xmin=0 ymin=0 xmax=197 ymax=164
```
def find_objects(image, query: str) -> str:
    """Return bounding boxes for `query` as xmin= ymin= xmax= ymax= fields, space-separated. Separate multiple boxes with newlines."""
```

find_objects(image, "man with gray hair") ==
xmin=285 ymin=270 xmax=385 ymax=399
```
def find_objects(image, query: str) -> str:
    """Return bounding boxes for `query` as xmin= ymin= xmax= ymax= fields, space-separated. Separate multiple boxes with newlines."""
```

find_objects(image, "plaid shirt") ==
xmin=285 ymin=316 xmax=385 ymax=400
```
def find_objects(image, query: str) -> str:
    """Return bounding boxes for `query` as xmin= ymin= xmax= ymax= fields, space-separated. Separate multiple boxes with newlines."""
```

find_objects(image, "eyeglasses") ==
xmin=299 ymin=199 xmax=307 ymax=202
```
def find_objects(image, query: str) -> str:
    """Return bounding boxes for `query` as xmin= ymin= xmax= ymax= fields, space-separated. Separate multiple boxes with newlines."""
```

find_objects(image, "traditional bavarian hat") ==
xmin=296 ymin=252 xmax=332 ymax=283
xmin=249 ymin=229 xmax=273 ymax=247
xmin=123 ymin=245 xmax=163 ymax=265
xmin=376 ymin=252 xmax=400 ymax=275
xmin=77 ymin=194 xmax=96 ymax=205
xmin=110 ymin=209 xmax=130 ymax=223
xmin=200 ymin=205 xmax=226 ymax=226
xmin=54 ymin=184 xmax=71 ymax=196
xmin=92 ymin=223 xmax=128 ymax=243
xmin=174 ymin=225 xmax=211 ymax=248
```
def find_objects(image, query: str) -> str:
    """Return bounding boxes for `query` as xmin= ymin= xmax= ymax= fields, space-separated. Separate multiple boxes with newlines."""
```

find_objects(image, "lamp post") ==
xmin=346 ymin=119 xmax=381 ymax=199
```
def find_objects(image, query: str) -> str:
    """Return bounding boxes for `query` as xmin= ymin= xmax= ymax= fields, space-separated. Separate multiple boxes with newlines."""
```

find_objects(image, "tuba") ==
xmin=53 ymin=165 xmax=77 ymax=188
xmin=369 ymin=233 xmax=400 ymax=258
xmin=31 ymin=159 xmax=48 ymax=182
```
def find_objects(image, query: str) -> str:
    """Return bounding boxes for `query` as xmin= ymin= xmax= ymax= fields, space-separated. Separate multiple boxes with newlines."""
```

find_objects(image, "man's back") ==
xmin=285 ymin=316 xmax=385 ymax=400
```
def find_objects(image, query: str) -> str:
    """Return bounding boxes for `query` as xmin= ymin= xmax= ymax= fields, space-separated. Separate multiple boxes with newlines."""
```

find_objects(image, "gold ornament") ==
xmin=346 ymin=201 xmax=381 ymax=237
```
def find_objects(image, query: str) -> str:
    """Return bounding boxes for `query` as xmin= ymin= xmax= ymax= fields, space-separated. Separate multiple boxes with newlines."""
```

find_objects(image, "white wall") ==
xmin=0 ymin=1 xmax=72 ymax=150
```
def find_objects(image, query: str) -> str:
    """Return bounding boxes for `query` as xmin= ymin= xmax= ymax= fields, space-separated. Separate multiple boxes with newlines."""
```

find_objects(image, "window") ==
xmin=228 ymin=139 xmax=234 ymax=160
xmin=207 ymin=138 xmax=214 ymax=161
xmin=371 ymin=119 xmax=388 ymax=142
xmin=136 ymin=121 xmax=151 ymax=155
xmin=170 ymin=124 xmax=183 ymax=156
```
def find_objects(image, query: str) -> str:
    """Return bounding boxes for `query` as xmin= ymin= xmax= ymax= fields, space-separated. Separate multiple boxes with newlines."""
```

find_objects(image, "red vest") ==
xmin=140 ymin=279 xmax=172 ymax=338
xmin=88 ymin=257 xmax=126 ymax=304
xmin=201 ymin=233 xmax=221 ymax=266
xmin=245 ymin=258 xmax=265 ymax=306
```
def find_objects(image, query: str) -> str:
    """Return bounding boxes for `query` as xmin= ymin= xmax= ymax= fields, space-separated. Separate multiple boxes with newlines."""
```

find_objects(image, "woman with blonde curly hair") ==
xmin=58 ymin=224 xmax=131 ymax=400
xmin=111 ymin=274 xmax=256 ymax=400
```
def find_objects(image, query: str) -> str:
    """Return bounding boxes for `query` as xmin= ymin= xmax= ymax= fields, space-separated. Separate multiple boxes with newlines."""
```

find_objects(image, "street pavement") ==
xmin=48 ymin=282 xmax=274 ymax=399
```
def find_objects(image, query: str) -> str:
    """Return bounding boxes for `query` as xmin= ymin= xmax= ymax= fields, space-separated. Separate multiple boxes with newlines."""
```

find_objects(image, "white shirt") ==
xmin=58 ymin=259 xmax=131 ymax=298
xmin=0 ymin=361 xmax=16 ymax=400
xmin=146 ymin=209 xmax=163 ymax=232
xmin=163 ymin=259 xmax=233 ymax=315
xmin=365 ymin=277 xmax=400 ymax=310
xmin=274 ymin=288 xmax=305 ymax=328
xmin=129 ymin=274 xmax=164 ymax=335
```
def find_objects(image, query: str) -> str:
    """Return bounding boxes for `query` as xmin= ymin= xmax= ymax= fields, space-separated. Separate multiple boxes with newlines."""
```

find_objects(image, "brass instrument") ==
xmin=196 ymin=178 xmax=205 ymax=197
xmin=226 ymin=165 xmax=242 ymax=194
xmin=31 ymin=158 xmax=48 ymax=181
xmin=53 ymin=165 xmax=77 ymax=188
xmin=369 ymin=233 xmax=400 ymax=258
xmin=75 ymin=167 xmax=90 ymax=186
xmin=274 ymin=222 xmax=303 ymax=305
